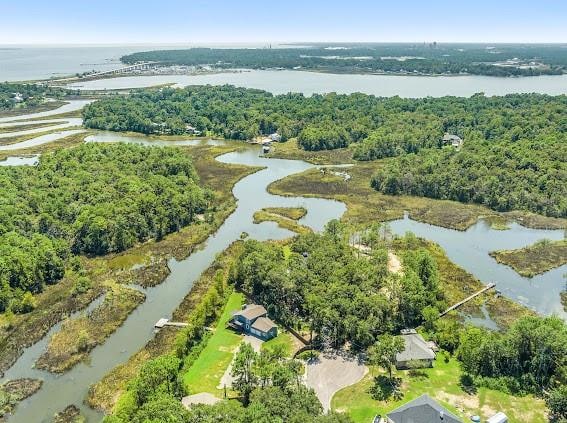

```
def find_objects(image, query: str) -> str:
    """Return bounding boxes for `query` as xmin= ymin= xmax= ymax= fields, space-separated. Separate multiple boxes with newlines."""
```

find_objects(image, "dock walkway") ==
xmin=155 ymin=318 xmax=188 ymax=329
xmin=439 ymin=283 xmax=496 ymax=317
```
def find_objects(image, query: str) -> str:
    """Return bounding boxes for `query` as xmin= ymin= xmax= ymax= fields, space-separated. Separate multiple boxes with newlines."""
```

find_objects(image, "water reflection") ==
xmin=389 ymin=215 xmax=566 ymax=318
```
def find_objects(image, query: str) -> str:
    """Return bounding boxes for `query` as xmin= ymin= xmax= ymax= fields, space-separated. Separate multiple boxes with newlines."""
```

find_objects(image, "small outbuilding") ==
xmin=386 ymin=394 xmax=461 ymax=423
xmin=395 ymin=329 xmax=436 ymax=369
xmin=269 ymin=132 xmax=282 ymax=142
xmin=229 ymin=303 xmax=278 ymax=340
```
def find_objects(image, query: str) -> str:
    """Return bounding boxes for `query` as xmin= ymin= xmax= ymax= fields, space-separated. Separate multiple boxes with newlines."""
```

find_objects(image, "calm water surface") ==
xmin=0 ymin=155 xmax=39 ymax=166
xmin=67 ymin=70 xmax=567 ymax=97
xmin=4 ymin=134 xmax=346 ymax=422
xmin=0 ymin=76 xmax=567 ymax=423
xmin=389 ymin=216 xmax=566 ymax=318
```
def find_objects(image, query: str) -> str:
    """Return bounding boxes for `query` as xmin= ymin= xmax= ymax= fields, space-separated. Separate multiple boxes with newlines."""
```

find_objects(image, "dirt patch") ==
xmin=388 ymin=252 xmax=402 ymax=274
xmin=182 ymin=393 xmax=221 ymax=409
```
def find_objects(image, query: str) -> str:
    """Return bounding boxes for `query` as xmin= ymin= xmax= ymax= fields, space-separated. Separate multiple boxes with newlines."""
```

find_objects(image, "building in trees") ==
xmin=394 ymin=329 xmax=436 ymax=369
xmin=442 ymin=133 xmax=463 ymax=148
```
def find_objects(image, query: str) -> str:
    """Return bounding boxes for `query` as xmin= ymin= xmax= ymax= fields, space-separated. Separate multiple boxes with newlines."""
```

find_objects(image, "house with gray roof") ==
xmin=395 ymin=329 xmax=436 ymax=369
xmin=442 ymin=133 xmax=463 ymax=148
xmin=229 ymin=303 xmax=278 ymax=340
xmin=387 ymin=394 xmax=461 ymax=423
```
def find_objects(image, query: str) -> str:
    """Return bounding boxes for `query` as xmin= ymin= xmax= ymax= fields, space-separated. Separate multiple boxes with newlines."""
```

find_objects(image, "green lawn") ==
xmin=182 ymin=292 xmax=244 ymax=396
xmin=332 ymin=356 xmax=547 ymax=423
xmin=261 ymin=331 xmax=296 ymax=358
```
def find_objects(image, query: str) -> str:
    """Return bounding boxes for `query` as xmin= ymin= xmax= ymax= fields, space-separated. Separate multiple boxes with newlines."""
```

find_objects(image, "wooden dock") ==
xmin=439 ymin=283 xmax=496 ymax=317
xmin=154 ymin=318 xmax=188 ymax=329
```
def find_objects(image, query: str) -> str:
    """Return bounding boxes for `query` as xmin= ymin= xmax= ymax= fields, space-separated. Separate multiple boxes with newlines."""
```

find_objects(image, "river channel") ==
xmin=3 ymin=134 xmax=346 ymax=422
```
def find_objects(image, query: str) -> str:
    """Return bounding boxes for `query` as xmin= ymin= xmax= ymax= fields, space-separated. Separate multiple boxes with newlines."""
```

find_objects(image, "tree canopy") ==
xmin=121 ymin=44 xmax=567 ymax=77
xmin=232 ymin=222 xmax=444 ymax=349
xmin=0 ymin=82 xmax=71 ymax=111
xmin=0 ymin=143 xmax=208 ymax=312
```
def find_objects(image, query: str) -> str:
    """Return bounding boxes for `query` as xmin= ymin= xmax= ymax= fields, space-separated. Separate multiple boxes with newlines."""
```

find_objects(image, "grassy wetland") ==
xmin=490 ymin=239 xmax=567 ymax=277
xmin=0 ymin=134 xmax=260 ymax=380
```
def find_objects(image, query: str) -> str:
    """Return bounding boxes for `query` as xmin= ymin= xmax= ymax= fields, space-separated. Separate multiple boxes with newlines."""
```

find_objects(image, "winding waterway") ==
xmin=3 ymin=135 xmax=346 ymax=422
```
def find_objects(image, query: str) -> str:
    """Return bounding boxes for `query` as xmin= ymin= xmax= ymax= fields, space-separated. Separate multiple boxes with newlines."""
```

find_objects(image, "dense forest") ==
xmin=84 ymin=86 xmax=567 ymax=217
xmin=0 ymin=83 xmax=70 ymax=111
xmin=370 ymin=139 xmax=566 ymax=217
xmin=121 ymin=44 xmax=567 ymax=76
xmin=0 ymin=143 xmax=208 ymax=313
xmin=456 ymin=316 xmax=567 ymax=395
xmin=233 ymin=222 xmax=444 ymax=349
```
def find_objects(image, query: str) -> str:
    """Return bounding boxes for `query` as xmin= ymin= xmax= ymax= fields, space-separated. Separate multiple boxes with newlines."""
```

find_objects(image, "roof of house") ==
xmin=443 ymin=133 xmax=462 ymax=141
xmin=251 ymin=316 xmax=277 ymax=333
xmin=396 ymin=332 xmax=436 ymax=363
xmin=486 ymin=412 xmax=508 ymax=423
xmin=233 ymin=304 xmax=267 ymax=321
xmin=387 ymin=394 xmax=461 ymax=423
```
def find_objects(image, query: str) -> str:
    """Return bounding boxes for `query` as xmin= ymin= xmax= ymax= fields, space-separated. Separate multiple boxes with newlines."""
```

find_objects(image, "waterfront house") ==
xmin=185 ymin=124 xmax=202 ymax=136
xmin=442 ymin=133 xmax=463 ymax=148
xmin=395 ymin=329 xmax=436 ymax=369
xmin=386 ymin=394 xmax=461 ymax=423
xmin=229 ymin=304 xmax=278 ymax=340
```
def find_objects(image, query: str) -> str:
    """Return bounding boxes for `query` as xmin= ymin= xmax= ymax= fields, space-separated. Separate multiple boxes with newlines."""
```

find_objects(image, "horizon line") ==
xmin=1 ymin=41 xmax=567 ymax=47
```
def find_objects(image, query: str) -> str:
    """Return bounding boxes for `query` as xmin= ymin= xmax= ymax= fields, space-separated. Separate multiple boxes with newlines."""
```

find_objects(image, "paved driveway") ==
xmin=305 ymin=351 xmax=368 ymax=412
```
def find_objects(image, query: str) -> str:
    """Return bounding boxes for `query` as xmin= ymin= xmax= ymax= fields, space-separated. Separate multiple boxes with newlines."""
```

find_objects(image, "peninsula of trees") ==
xmin=0 ymin=143 xmax=209 ymax=314
xmin=120 ymin=44 xmax=567 ymax=77
xmin=83 ymin=86 xmax=567 ymax=217
xmin=0 ymin=83 xmax=70 ymax=111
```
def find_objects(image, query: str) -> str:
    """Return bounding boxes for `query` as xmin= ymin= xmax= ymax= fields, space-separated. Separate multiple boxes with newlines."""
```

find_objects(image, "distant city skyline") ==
xmin=2 ymin=0 xmax=566 ymax=45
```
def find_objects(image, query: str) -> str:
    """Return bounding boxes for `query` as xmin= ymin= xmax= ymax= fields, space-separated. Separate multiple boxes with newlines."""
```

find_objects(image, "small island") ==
xmin=490 ymin=239 xmax=567 ymax=277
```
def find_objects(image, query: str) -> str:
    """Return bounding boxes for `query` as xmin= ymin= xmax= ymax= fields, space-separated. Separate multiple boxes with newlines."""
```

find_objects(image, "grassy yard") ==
xmin=261 ymin=331 xmax=297 ymax=358
xmin=182 ymin=291 xmax=245 ymax=396
xmin=332 ymin=356 xmax=547 ymax=423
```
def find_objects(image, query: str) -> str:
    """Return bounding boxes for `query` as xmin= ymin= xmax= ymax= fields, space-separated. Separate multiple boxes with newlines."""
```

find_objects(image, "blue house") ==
xmin=229 ymin=304 xmax=278 ymax=340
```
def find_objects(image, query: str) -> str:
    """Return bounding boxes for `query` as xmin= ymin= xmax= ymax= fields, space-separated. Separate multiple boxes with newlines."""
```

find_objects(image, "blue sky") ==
xmin=2 ymin=0 xmax=566 ymax=44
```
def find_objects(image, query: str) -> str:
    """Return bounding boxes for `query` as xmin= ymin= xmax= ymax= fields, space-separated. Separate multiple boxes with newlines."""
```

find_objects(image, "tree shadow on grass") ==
xmin=408 ymin=369 xmax=429 ymax=380
xmin=369 ymin=375 xmax=403 ymax=401
xmin=459 ymin=373 xmax=478 ymax=395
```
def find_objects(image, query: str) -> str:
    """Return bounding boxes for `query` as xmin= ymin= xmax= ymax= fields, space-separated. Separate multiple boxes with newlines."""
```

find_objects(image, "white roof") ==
xmin=487 ymin=412 xmax=508 ymax=423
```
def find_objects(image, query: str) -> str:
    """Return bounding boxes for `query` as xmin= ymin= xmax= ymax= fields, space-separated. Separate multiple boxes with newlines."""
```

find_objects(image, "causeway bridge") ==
xmin=50 ymin=61 xmax=159 ymax=84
